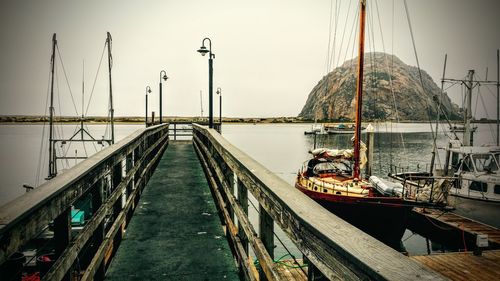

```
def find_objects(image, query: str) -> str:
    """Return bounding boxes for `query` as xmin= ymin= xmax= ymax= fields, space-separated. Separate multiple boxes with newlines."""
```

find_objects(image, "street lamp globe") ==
xmin=197 ymin=45 xmax=209 ymax=56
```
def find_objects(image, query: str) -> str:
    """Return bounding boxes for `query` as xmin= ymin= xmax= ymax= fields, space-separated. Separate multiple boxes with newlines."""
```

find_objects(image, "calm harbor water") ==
xmin=0 ymin=122 xmax=497 ymax=256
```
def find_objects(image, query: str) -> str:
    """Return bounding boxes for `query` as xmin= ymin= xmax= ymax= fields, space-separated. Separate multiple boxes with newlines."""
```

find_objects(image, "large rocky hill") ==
xmin=298 ymin=52 xmax=460 ymax=121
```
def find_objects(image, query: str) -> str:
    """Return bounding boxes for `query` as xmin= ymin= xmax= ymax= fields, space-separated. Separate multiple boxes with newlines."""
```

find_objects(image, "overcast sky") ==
xmin=0 ymin=0 xmax=499 ymax=118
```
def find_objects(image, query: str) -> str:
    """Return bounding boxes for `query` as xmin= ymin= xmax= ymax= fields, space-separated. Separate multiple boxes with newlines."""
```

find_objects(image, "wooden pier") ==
xmin=409 ymin=207 xmax=500 ymax=250
xmin=105 ymin=141 xmax=238 ymax=280
xmin=412 ymin=250 xmax=500 ymax=281
xmin=0 ymin=123 xmax=485 ymax=281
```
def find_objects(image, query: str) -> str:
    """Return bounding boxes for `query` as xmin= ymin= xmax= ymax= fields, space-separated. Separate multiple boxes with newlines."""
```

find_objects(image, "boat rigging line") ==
xmin=39 ymin=32 xmax=116 ymax=181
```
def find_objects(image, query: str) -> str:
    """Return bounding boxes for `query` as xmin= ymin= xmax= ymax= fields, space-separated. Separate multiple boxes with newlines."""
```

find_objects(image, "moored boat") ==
xmin=324 ymin=123 xmax=366 ymax=134
xmin=444 ymin=142 xmax=500 ymax=227
xmin=304 ymin=123 xmax=327 ymax=135
xmin=296 ymin=0 xmax=415 ymax=249
xmin=295 ymin=147 xmax=413 ymax=248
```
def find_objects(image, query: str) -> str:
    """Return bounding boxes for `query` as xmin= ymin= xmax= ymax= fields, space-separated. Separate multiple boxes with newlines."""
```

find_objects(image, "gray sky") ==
xmin=0 ymin=0 xmax=499 ymax=118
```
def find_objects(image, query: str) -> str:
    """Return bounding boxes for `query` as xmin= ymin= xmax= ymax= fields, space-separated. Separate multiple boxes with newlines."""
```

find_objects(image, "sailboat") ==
xmin=295 ymin=0 xmax=424 ymax=248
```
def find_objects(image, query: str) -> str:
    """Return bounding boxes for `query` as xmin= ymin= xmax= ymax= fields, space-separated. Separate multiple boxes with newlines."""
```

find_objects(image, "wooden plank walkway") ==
xmin=413 ymin=208 xmax=500 ymax=247
xmin=412 ymin=250 xmax=500 ymax=281
xmin=105 ymin=141 xmax=239 ymax=281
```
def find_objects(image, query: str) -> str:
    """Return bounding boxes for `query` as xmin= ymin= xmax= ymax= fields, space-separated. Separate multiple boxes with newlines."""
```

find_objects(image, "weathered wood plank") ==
xmin=411 ymin=250 xmax=500 ymax=281
xmin=193 ymin=124 xmax=447 ymax=281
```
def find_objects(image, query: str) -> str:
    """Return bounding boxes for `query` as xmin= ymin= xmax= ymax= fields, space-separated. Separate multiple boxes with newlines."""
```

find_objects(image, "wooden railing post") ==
xmin=237 ymin=177 xmax=249 ymax=254
xmin=91 ymin=179 xmax=106 ymax=281
xmin=112 ymin=160 xmax=124 ymax=247
xmin=53 ymin=208 xmax=71 ymax=281
xmin=223 ymin=164 xmax=235 ymax=223
xmin=259 ymin=204 xmax=274 ymax=280
xmin=126 ymin=153 xmax=133 ymax=192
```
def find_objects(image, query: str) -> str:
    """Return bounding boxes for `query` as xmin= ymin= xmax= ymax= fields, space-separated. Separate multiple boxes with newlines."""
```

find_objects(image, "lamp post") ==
xmin=216 ymin=87 xmax=222 ymax=126
xmin=159 ymin=70 xmax=168 ymax=124
xmin=145 ymin=86 xmax=152 ymax=126
xmin=197 ymin=37 xmax=215 ymax=128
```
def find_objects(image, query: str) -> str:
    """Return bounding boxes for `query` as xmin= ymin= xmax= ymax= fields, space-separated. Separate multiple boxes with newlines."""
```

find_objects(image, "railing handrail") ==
xmin=0 ymin=124 xmax=169 ymax=266
xmin=0 ymin=124 xmax=164 ymax=231
xmin=192 ymin=124 xmax=446 ymax=281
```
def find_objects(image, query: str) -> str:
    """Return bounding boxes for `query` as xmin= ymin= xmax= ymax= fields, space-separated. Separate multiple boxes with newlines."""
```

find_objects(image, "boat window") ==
xmin=495 ymin=185 xmax=500 ymax=195
xmin=313 ymin=162 xmax=351 ymax=175
xmin=471 ymin=153 xmax=499 ymax=173
xmin=469 ymin=181 xmax=488 ymax=192
xmin=460 ymin=156 xmax=473 ymax=172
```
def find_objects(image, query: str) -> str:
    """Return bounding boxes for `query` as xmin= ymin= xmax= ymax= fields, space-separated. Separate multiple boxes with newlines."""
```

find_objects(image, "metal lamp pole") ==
xmin=216 ymin=87 xmax=222 ymax=126
xmin=197 ymin=38 xmax=215 ymax=129
xmin=145 ymin=86 xmax=151 ymax=126
xmin=159 ymin=70 xmax=168 ymax=124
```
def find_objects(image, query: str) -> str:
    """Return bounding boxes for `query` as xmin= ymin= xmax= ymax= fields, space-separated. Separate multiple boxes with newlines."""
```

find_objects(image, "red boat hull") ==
xmin=296 ymin=182 xmax=412 ymax=249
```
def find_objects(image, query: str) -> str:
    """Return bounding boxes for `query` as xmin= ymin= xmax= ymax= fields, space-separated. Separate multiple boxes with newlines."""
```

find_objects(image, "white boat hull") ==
xmin=448 ymin=194 xmax=500 ymax=228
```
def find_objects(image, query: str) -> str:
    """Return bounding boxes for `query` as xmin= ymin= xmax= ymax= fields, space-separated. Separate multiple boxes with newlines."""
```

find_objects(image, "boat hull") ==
xmin=296 ymin=182 xmax=412 ymax=249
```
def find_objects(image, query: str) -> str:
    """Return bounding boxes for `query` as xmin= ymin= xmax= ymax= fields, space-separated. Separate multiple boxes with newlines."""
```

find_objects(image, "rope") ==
xmin=325 ymin=0 xmax=334 ymax=72
xmin=36 ymin=60 xmax=53 ymax=186
xmin=403 ymin=0 xmax=440 ymax=166
xmin=84 ymin=123 xmax=99 ymax=153
xmin=328 ymin=0 xmax=341 ymax=70
xmin=336 ymin=0 xmax=353 ymax=68
xmin=84 ymin=42 xmax=107 ymax=116
xmin=254 ymin=253 xmax=307 ymax=269
xmin=56 ymin=45 xmax=79 ymax=116
xmin=246 ymin=197 xmax=307 ymax=276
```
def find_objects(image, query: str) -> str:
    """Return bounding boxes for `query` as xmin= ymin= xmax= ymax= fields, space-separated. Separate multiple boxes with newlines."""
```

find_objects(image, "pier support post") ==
xmin=224 ymin=165 xmax=235 ymax=223
xmin=91 ymin=180 xmax=106 ymax=281
xmin=112 ymin=161 xmax=123 ymax=239
xmin=126 ymin=153 xmax=133 ymax=191
xmin=237 ymin=178 xmax=249 ymax=254
xmin=125 ymin=152 xmax=134 ymax=224
xmin=259 ymin=204 xmax=274 ymax=280
xmin=54 ymin=209 xmax=71 ymax=281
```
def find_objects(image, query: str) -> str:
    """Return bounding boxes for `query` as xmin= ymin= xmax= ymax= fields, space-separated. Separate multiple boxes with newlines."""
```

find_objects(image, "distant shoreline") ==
xmin=0 ymin=115 xmax=494 ymax=125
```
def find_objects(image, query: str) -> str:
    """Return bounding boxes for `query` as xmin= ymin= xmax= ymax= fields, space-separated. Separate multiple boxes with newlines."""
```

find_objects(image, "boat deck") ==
xmin=413 ymin=208 xmax=500 ymax=247
xmin=411 ymin=250 xmax=500 ymax=281
xmin=105 ymin=141 xmax=239 ymax=280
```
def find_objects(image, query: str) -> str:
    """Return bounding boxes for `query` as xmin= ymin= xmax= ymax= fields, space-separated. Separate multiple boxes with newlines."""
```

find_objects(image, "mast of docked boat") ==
xmin=497 ymin=49 xmax=499 ymax=146
xmin=464 ymin=70 xmax=474 ymax=146
xmin=47 ymin=33 xmax=57 ymax=180
xmin=106 ymin=32 xmax=115 ymax=144
xmin=353 ymin=0 xmax=367 ymax=180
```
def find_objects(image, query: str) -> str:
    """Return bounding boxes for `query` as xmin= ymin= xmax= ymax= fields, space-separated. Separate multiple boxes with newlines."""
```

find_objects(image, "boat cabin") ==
xmin=446 ymin=144 xmax=500 ymax=201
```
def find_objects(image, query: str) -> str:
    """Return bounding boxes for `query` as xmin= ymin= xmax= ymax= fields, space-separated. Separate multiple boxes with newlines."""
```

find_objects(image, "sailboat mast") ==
xmin=107 ymin=32 xmax=115 ymax=144
xmin=48 ymin=33 xmax=57 ymax=179
xmin=353 ymin=0 xmax=367 ymax=179
xmin=497 ymin=49 xmax=499 ymax=146
xmin=464 ymin=70 xmax=474 ymax=146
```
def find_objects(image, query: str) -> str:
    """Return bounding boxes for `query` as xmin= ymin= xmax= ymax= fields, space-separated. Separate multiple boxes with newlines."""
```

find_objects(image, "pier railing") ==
xmin=192 ymin=124 xmax=445 ymax=281
xmin=0 ymin=124 xmax=169 ymax=280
